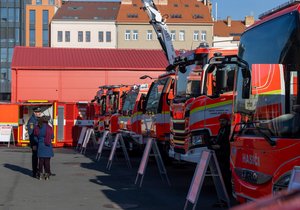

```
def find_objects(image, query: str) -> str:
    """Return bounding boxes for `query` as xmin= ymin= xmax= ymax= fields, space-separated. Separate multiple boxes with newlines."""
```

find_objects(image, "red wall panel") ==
xmin=11 ymin=69 xmax=164 ymax=103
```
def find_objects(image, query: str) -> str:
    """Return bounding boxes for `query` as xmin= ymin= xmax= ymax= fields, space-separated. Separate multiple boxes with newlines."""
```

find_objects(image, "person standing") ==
xmin=26 ymin=107 xmax=42 ymax=178
xmin=34 ymin=116 xmax=54 ymax=180
xmin=210 ymin=113 xmax=232 ymax=196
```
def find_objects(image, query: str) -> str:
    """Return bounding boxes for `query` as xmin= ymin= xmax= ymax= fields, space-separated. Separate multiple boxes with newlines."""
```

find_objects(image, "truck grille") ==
xmin=173 ymin=122 xmax=185 ymax=131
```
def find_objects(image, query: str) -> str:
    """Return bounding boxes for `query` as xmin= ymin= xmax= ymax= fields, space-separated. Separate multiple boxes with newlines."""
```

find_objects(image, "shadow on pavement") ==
xmin=3 ymin=163 xmax=32 ymax=177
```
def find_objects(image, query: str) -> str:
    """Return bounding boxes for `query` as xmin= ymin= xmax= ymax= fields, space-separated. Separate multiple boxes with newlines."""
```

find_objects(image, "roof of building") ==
xmin=52 ymin=1 xmax=121 ymax=21
xmin=117 ymin=0 xmax=213 ymax=24
xmin=12 ymin=46 xmax=168 ymax=71
xmin=213 ymin=19 xmax=247 ymax=41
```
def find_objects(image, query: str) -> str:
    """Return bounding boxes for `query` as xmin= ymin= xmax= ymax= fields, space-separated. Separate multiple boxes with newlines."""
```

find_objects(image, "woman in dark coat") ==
xmin=34 ymin=116 xmax=54 ymax=180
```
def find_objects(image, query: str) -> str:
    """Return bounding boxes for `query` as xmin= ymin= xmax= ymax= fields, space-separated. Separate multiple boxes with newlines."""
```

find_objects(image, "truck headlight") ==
xmin=191 ymin=135 xmax=203 ymax=145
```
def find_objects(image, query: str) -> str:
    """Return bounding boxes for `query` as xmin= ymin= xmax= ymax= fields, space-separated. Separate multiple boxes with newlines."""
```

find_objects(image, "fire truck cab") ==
xmin=94 ymin=85 xmax=131 ymax=134
xmin=169 ymin=47 xmax=237 ymax=163
xmin=141 ymin=72 xmax=175 ymax=154
xmin=118 ymin=84 xmax=149 ymax=145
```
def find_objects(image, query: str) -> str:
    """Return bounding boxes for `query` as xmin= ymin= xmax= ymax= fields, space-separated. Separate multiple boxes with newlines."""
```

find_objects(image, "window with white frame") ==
xmin=78 ymin=31 xmax=83 ymax=42
xmin=147 ymin=30 xmax=152 ymax=40
xmin=132 ymin=30 xmax=138 ymax=40
xmin=193 ymin=30 xmax=199 ymax=41
xmin=171 ymin=30 xmax=176 ymax=41
xmin=65 ymin=31 xmax=70 ymax=42
xmin=57 ymin=31 xmax=62 ymax=42
xmin=86 ymin=31 xmax=91 ymax=42
xmin=106 ymin=31 xmax=111 ymax=42
xmin=98 ymin=31 xmax=103 ymax=42
xmin=201 ymin=30 xmax=207 ymax=41
xmin=125 ymin=30 xmax=131 ymax=40
xmin=179 ymin=30 xmax=185 ymax=41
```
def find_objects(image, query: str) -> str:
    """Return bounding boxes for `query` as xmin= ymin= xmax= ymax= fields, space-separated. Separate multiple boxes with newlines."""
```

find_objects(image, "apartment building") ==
xmin=116 ymin=0 xmax=214 ymax=50
xmin=26 ymin=0 xmax=62 ymax=47
xmin=213 ymin=16 xmax=255 ymax=48
xmin=51 ymin=1 xmax=120 ymax=48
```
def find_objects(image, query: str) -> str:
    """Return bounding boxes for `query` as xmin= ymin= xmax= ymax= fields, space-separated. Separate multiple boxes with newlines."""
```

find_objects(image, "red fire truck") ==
xmin=93 ymin=85 xmax=131 ymax=135
xmin=141 ymin=72 xmax=175 ymax=154
xmin=118 ymin=84 xmax=149 ymax=146
xmin=207 ymin=0 xmax=300 ymax=202
xmin=169 ymin=47 xmax=237 ymax=163
xmin=141 ymin=0 xmax=237 ymax=163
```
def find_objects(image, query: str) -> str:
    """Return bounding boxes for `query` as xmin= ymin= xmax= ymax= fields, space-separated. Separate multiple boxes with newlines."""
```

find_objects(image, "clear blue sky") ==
xmin=210 ymin=0 xmax=289 ymax=20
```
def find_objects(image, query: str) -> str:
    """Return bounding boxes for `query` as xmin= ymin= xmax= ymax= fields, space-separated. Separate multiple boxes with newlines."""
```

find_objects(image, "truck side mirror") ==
xmin=216 ymin=70 xmax=227 ymax=93
xmin=242 ymin=77 xmax=251 ymax=99
xmin=241 ymin=67 xmax=251 ymax=99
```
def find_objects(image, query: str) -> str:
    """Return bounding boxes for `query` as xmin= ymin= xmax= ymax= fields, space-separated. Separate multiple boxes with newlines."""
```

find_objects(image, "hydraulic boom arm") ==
xmin=141 ymin=0 xmax=176 ymax=66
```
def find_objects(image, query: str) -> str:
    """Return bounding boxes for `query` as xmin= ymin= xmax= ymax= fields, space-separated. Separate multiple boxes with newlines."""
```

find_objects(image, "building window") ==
xmin=8 ymin=28 xmax=14 ymax=43
xmin=1 ymin=68 xmax=8 ymax=80
xmin=125 ymin=30 xmax=131 ymax=40
xmin=147 ymin=30 xmax=152 ymax=40
xmin=201 ymin=30 xmax=207 ymax=41
xmin=65 ymin=31 xmax=70 ymax=42
xmin=132 ymin=30 xmax=138 ymax=40
xmin=179 ymin=30 xmax=185 ymax=41
xmin=98 ymin=31 xmax=103 ymax=42
xmin=36 ymin=0 xmax=42 ymax=5
xmin=106 ymin=31 xmax=111 ymax=42
xmin=171 ymin=30 xmax=176 ymax=41
xmin=57 ymin=31 xmax=63 ymax=42
xmin=43 ymin=30 xmax=48 ymax=46
xmin=15 ymin=28 xmax=20 ymax=43
xmin=86 ymin=31 xmax=90 ymax=42
xmin=1 ymin=8 xmax=7 ymax=22
xmin=78 ymin=31 xmax=83 ymax=42
xmin=48 ymin=0 xmax=55 ymax=5
xmin=30 ymin=29 xmax=35 ymax=46
xmin=1 ymin=48 xmax=7 ymax=62
xmin=8 ymin=8 xmax=14 ymax=22
xmin=29 ymin=10 xmax=35 ymax=28
xmin=193 ymin=31 xmax=199 ymax=41
xmin=42 ymin=10 xmax=48 ymax=25
xmin=15 ymin=8 xmax=20 ymax=22
xmin=8 ymin=48 xmax=13 ymax=62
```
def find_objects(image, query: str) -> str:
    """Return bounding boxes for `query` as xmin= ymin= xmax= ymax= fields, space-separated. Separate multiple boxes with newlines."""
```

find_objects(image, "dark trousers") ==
xmin=216 ymin=155 xmax=232 ymax=196
xmin=32 ymin=149 xmax=38 ymax=176
xmin=38 ymin=157 xmax=51 ymax=174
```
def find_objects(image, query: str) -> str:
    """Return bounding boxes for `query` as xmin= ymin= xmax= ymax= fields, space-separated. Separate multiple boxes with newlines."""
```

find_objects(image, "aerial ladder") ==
xmin=141 ymin=0 xmax=176 ymax=66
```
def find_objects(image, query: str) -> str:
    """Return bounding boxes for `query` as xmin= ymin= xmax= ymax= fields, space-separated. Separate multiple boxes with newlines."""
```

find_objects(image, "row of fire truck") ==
xmin=94 ymin=0 xmax=300 ymax=204
xmin=3 ymin=0 xmax=299 ymax=204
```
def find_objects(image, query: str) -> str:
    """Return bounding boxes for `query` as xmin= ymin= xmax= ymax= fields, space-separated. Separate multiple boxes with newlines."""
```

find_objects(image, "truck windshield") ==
xmin=176 ymin=64 xmax=202 ymax=98
xmin=238 ymin=11 xmax=300 ymax=65
xmin=108 ymin=92 xmax=119 ymax=114
xmin=122 ymin=91 xmax=138 ymax=112
xmin=146 ymin=78 xmax=168 ymax=113
xmin=234 ymin=11 xmax=300 ymax=139
xmin=99 ymin=96 xmax=106 ymax=116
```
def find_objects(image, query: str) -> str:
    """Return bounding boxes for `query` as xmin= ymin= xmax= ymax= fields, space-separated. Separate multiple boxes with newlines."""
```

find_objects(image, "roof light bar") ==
xmin=259 ymin=0 xmax=300 ymax=19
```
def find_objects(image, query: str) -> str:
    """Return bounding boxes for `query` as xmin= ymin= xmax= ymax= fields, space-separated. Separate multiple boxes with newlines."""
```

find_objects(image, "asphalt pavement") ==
xmin=0 ymin=144 xmax=236 ymax=210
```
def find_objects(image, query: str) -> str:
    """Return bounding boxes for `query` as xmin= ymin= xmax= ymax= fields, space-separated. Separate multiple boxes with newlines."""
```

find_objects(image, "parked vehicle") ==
xmin=118 ymin=84 xmax=149 ymax=146
xmin=206 ymin=0 xmax=300 ymax=202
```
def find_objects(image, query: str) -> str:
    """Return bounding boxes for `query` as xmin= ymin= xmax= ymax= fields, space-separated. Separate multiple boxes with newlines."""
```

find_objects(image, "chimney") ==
xmin=121 ymin=0 xmax=132 ymax=4
xmin=245 ymin=16 xmax=255 ymax=27
xmin=154 ymin=0 xmax=168 ymax=5
xmin=227 ymin=16 xmax=232 ymax=27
